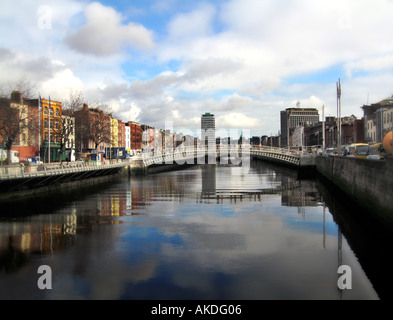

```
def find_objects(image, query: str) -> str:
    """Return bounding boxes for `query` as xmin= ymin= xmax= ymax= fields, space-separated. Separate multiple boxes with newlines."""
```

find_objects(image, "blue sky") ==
xmin=1 ymin=0 xmax=393 ymax=137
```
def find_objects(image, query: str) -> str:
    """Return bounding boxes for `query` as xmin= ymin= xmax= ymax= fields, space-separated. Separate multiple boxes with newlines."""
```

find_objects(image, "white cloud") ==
xmin=344 ymin=55 xmax=393 ymax=77
xmin=2 ymin=0 xmax=393 ymax=138
xmin=0 ymin=1 xmax=84 ymax=54
xmin=218 ymin=113 xmax=259 ymax=129
xmin=289 ymin=96 xmax=324 ymax=110
xmin=65 ymin=2 xmax=155 ymax=56
xmin=40 ymin=68 xmax=84 ymax=100
xmin=111 ymin=101 xmax=142 ymax=123
xmin=167 ymin=3 xmax=216 ymax=40
xmin=158 ymin=0 xmax=393 ymax=94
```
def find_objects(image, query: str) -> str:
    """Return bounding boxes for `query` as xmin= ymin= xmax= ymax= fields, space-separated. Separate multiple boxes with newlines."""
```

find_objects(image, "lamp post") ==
xmin=322 ymin=105 xmax=325 ymax=152
xmin=337 ymin=79 xmax=342 ymax=154
xmin=48 ymin=96 xmax=51 ymax=163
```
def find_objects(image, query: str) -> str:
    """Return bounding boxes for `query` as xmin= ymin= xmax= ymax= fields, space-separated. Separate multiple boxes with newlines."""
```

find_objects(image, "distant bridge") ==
xmin=140 ymin=145 xmax=312 ymax=168
xmin=141 ymin=147 xmax=206 ymax=166
xmin=0 ymin=145 xmax=314 ymax=198
xmin=249 ymin=146 xmax=303 ymax=167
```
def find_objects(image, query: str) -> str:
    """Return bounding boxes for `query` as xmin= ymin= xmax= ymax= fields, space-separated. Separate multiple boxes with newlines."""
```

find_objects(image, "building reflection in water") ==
xmin=0 ymin=160 xmax=387 ymax=299
xmin=0 ymin=162 xmax=328 ymax=268
xmin=201 ymin=164 xmax=216 ymax=199
xmin=0 ymin=211 xmax=78 ymax=271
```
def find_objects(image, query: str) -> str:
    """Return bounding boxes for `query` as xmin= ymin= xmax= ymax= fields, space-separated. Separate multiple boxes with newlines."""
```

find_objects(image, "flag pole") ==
xmin=322 ymin=104 xmax=325 ymax=152
xmin=338 ymin=79 xmax=342 ymax=154
xmin=48 ymin=96 xmax=51 ymax=163
xmin=336 ymin=79 xmax=341 ymax=153
xmin=38 ymin=94 xmax=41 ymax=159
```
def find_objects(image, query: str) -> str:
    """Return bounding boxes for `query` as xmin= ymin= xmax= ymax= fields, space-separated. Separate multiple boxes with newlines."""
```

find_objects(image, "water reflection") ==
xmin=0 ymin=160 xmax=385 ymax=299
xmin=316 ymin=181 xmax=393 ymax=300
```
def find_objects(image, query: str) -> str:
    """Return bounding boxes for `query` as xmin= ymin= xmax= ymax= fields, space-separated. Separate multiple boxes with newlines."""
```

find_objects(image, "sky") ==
xmin=1 ymin=0 xmax=393 ymax=138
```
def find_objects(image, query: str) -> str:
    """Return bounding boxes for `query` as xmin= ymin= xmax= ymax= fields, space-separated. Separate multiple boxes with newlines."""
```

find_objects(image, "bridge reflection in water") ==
xmin=0 ymin=145 xmax=308 ymax=197
xmin=0 ymin=159 xmax=389 ymax=300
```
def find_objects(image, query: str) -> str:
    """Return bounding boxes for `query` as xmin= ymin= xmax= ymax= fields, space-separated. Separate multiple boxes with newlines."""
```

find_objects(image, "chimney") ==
xmin=10 ymin=91 xmax=23 ymax=104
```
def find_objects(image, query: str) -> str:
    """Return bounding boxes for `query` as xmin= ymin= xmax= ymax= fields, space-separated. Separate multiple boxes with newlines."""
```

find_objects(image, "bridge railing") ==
xmin=1 ymin=145 xmax=304 ymax=179
xmin=250 ymin=146 xmax=301 ymax=165
xmin=250 ymin=146 xmax=300 ymax=156
xmin=141 ymin=146 xmax=207 ymax=166
xmin=139 ymin=145 xmax=302 ymax=166
xmin=0 ymin=160 xmax=130 ymax=180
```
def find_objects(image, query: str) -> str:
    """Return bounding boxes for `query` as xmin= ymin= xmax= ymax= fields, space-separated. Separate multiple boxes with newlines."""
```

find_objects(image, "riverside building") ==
xmin=280 ymin=107 xmax=319 ymax=148
xmin=201 ymin=112 xmax=215 ymax=147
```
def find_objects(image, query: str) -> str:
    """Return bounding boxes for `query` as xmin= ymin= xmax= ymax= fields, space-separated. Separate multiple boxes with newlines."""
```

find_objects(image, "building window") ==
xmin=56 ymin=109 xmax=60 ymax=117
xmin=29 ymin=134 xmax=35 ymax=146
xmin=44 ymin=107 xmax=48 ymax=115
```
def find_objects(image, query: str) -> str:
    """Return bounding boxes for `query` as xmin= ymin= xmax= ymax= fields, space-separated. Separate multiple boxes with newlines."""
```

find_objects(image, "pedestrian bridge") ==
xmin=141 ymin=147 xmax=207 ymax=166
xmin=140 ymin=146 xmax=306 ymax=168
xmin=249 ymin=146 xmax=302 ymax=166
xmin=0 ymin=145 xmax=313 ymax=197
xmin=0 ymin=147 xmax=310 ymax=183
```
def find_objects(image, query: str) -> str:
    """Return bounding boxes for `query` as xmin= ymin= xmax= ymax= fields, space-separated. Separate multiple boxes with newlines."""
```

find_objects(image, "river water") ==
xmin=0 ymin=159 xmax=390 ymax=300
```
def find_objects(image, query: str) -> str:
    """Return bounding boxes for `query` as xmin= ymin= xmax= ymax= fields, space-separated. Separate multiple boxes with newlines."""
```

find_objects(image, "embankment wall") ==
xmin=315 ymin=156 xmax=393 ymax=223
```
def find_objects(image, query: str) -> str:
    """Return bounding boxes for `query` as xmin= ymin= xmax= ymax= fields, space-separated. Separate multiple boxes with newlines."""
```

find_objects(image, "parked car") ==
xmin=367 ymin=155 xmax=382 ymax=160
xmin=27 ymin=156 xmax=43 ymax=164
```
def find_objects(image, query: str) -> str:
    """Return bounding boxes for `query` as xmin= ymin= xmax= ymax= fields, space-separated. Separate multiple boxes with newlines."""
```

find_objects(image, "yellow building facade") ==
xmin=111 ymin=118 xmax=118 ymax=148
xmin=40 ymin=98 xmax=62 ymax=144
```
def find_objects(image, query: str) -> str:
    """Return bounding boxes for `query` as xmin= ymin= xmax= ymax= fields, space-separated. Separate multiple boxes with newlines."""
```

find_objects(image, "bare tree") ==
xmin=0 ymin=76 xmax=38 ymax=164
xmin=52 ymin=90 xmax=84 ymax=161
xmin=75 ymin=101 xmax=112 ymax=152
xmin=88 ymin=103 xmax=112 ymax=150
xmin=0 ymin=97 xmax=29 ymax=164
xmin=0 ymin=74 xmax=36 ymax=99
xmin=13 ymin=75 xmax=36 ymax=99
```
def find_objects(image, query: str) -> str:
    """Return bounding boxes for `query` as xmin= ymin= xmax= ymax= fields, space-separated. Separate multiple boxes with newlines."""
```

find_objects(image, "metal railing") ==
xmin=140 ymin=145 xmax=301 ymax=167
xmin=0 ymin=146 xmax=303 ymax=180
xmin=0 ymin=160 xmax=130 ymax=180
xmin=141 ymin=147 xmax=207 ymax=166
xmin=249 ymin=146 xmax=301 ymax=165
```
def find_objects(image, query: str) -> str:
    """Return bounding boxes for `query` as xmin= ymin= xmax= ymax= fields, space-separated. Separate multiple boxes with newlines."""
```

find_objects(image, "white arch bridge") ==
xmin=140 ymin=146 xmax=315 ymax=168
xmin=0 ymin=146 xmax=315 ymax=198
xmin=0 ymin=146 xmax=314 ymax=185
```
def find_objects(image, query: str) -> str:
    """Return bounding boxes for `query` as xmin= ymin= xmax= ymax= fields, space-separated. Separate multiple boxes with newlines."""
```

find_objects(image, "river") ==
xmin=0 ymin=159 xmax=390 ymax=300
